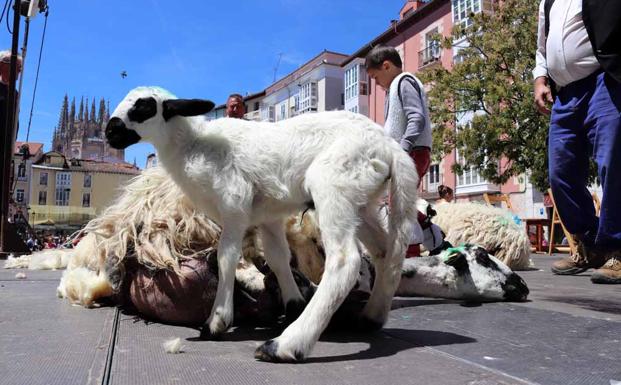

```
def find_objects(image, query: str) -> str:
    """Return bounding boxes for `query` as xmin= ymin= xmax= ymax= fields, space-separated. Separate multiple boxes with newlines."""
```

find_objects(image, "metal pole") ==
xmin=16 ymin=16 xmax=29 ymax=140
xmin=0 ymin=0 xmax=22 ymax=252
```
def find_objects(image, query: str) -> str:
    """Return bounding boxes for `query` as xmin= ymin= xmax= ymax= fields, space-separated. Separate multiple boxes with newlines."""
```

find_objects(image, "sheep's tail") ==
xmin=386 ymin=147 xmax=419 ymax=266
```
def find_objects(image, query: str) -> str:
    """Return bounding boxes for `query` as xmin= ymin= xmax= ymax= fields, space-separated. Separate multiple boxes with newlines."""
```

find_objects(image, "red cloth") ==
xmin=406 ymin=244 xmax=421 ymax=258
xmin=410 ymin=147 xmax=431 ymax=187
xmin=405 ymin=147 xmax=432 ymax=257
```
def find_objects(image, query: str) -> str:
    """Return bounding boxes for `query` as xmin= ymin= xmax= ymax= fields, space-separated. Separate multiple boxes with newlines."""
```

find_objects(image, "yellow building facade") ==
xmin=28 ymin=151 xmax=140 ymax=233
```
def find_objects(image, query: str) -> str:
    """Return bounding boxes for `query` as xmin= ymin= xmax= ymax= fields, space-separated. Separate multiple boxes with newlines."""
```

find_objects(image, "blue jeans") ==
xmin=549 ymin=70 xmax=621 ymax=249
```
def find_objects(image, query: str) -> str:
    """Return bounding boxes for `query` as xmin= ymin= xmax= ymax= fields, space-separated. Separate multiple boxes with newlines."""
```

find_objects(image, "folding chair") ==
xmin=483 ymin=192 xmax=513 ymax=211
xmin=547 ymin=189 xmax=577 ymax=255
xmin=547 ymin=189 xmax=602 ymax=255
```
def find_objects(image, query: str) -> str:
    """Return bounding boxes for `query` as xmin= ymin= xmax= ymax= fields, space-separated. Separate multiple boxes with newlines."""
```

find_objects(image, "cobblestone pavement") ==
xmin=1 ymin=255 xmax=619 ymax=385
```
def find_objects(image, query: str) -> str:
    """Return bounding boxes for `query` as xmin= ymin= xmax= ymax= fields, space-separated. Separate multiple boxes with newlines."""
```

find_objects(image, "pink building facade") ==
xmin=342 ymin=0 xmax=545 ymax=219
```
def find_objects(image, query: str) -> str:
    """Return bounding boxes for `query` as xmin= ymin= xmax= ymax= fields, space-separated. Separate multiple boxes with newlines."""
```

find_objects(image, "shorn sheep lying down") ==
xmin=105 ymin=86 xmax=419 ymax=362
xmin=7 ymin=165 xmax=527 ymax=322
xmin=288 ymin=210 xmax=528 ymax=302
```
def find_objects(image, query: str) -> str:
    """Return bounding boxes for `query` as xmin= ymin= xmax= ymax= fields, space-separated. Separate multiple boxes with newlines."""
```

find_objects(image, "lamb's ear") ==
xmin=162 ymin=99 xmax=215 ymax=121
xmin=443 ymin=248 xmax=469 ymax=274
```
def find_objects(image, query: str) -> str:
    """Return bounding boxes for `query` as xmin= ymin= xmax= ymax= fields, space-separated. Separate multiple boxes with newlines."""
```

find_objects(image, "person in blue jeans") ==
xmin=533 ymin=0 xmax=621 ymax=284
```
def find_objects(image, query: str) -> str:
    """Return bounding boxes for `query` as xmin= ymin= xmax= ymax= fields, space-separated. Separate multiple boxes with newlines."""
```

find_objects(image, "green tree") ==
xmin=420 ymin=0 xmax=551 ymax=191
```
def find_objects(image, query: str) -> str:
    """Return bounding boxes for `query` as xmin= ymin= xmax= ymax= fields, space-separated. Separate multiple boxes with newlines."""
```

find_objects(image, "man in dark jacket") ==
xmin=533 ymin=0 xmax=621 ymax=284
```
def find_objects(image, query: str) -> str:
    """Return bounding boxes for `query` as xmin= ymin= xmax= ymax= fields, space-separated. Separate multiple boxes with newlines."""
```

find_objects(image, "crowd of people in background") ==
xmin=25 ymin=233 xmax=71 ymax=251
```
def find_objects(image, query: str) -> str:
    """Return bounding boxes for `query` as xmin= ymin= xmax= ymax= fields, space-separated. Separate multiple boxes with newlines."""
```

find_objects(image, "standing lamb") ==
xmin=104 ymin=86 xmax=419 ymax=362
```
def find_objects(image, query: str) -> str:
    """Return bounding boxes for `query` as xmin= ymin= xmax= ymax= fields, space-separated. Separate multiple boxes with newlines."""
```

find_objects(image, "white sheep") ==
xmin=105 ymin=86 xmax=419 ymax=362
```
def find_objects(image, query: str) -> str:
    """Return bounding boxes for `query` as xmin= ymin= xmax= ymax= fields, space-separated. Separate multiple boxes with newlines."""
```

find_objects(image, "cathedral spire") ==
xmin=69 ymin=97 xmax=76 ymax=137
xmin=53 ymin=94 xmax=69 ymax=157
xmin=78 ymin=96 xmax=84 ymax=121
xmin=58 ymin=94 xmax=68 ymax=136
xmin=90 ymin=98 xmax=96 ymax=122
xmin=82 ymin=97 xmax=90 ymax=134
xmin=98 ymin=97 xmax=106 ymax=125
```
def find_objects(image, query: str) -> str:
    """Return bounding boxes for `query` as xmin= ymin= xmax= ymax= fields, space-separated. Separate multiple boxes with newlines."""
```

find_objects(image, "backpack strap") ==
xmin=397 ymin=74 xmax=422 ymax=107
xmin=397 ymin=74 xmax=429 ymax=138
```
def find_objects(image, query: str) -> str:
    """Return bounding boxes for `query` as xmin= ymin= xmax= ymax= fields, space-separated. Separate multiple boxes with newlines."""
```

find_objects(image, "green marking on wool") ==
xmin=496 ymin=216 xmax=510 ymax=226
xmin=442 ymin=245 xmax=467 ymax=262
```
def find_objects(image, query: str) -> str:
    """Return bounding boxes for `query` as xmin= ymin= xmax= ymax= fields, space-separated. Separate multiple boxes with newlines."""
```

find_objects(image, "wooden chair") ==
xmin=547 ymin=189 xmax=577 ymax=255
xmin=483 ymin=192 xmax=513 ymax=211
xmin=547 ymin=189 xmax=602 ymax=255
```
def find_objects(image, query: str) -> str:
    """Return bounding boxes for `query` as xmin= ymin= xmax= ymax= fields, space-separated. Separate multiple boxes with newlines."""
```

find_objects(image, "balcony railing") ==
xmin=243 ymin=110 xmax=262 ymax=121
xmin=418 ymin=45 xmax=441 ymax=68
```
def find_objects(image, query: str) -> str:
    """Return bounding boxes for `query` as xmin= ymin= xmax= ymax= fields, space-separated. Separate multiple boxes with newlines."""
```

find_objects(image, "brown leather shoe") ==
xmin=551 ymin=253 xmax=593 ymax=275
xmin=551 ymin=239 xmax=608 ymax=275
xmin=591 ymin=257 xmax=621 ymax=284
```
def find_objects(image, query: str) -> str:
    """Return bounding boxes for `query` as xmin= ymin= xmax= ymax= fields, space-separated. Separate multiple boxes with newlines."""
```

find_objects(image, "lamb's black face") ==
xmin=105 ymin=117 xmax=142 ymax=150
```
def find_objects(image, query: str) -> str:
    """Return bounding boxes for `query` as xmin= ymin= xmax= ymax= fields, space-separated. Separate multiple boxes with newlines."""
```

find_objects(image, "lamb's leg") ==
xmin=359 ymin=206 xmax=405 ymax=329
xmin=200 ymin=216 xmax=248 ymax=340
xmin=357 ymin=204 xmax=388 ymax=259
xmin=255 ymin=199 xmax=361 ymax=362
xmin=259 ymin=221 xmax=306 ymax=323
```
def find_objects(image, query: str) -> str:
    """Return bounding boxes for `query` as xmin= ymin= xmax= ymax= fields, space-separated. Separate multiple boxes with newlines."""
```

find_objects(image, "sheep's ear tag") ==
xmin=443 ymin=245 xmax=468 ymax=271
xmin=162 ymin=99 xmax=215 ymax=121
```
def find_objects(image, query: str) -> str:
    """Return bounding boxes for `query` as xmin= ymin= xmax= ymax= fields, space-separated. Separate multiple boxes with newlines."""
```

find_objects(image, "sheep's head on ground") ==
xmin=398 ymin=244 xmax=529 ymax=302
xmin=440 ymin=244 xmax=529 ymax=301
xmin=106 ymin=86 xmax=214 ymax=149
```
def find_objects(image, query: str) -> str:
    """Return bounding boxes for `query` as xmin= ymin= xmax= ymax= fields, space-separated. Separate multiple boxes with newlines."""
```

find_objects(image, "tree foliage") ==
xmin=420 ymin=0 xmax=551 ymax=190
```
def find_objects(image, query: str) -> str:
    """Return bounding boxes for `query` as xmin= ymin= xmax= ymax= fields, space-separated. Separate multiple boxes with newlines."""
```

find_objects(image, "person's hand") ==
xmin=534 ymin=76 xmax=553 ymax=115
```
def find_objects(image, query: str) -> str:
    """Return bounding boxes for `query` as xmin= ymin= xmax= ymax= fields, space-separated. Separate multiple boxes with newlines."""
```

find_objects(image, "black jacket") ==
xmin=545 ymin=0 xmax=621 ymax=83
xmin=582 ymin=0 xmax=621 ymax=83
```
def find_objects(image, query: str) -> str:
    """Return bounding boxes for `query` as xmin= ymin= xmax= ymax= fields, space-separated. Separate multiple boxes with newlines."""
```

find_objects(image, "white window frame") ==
xmin=344 ymin=65 xmax=359 ymax=102
xmin=56 ymin=172 xmax=71 ymax=187
xmin=294 ymin=94 xmax=300 ymax=113
xmin=279 ymin=103 xmax=286 ymax=121
xmin=455 ymin=121 xmax=486 ymax=188
xmin=455 ymin=150 xmax=486 ymax=187
xmin=452 ymin=0 xmax=482 ymax=27
xmin=426 ymin=164 xmax=441 ymax=192
xmin=299 ymin=82 xmax=318 ymax=114
xmin=55 ymin=187 xmax=71 ymax=206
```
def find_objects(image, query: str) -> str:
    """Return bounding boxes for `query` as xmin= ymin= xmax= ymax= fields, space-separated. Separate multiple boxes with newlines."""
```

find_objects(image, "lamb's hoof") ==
xmin=254 ymin=339 xmax=302 ymax=363
xmin=356 ymin=316 xmax=384 ymax=332
xmin=284 ymin=299 xmax=306 ymax=325
xmin=199 ymin=326 xmax=223 ymax=341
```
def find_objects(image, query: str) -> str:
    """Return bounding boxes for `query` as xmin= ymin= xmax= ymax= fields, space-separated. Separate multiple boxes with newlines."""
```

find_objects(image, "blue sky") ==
xmin=3 ymin=0 xmax=406 ymax=168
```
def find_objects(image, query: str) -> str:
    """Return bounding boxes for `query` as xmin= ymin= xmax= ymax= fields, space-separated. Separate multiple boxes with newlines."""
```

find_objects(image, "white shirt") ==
xmin=533 ymin=0 xmax=600 ymax=87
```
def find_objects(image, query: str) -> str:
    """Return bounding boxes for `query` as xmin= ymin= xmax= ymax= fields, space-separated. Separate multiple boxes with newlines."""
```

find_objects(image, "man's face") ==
xmin=226 ymin=97 xmax=245 ymax=119
xmin=367 ymin=61 xmax=395 ymax=90
xmin=0 ymin=61 xmax=22 ymax=83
